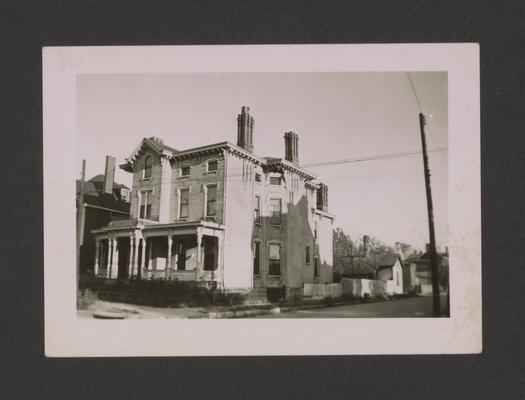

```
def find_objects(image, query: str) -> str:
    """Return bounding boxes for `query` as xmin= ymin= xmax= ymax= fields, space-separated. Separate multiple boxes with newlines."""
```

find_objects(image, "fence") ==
xmin=341 ymin=278 xmax=386 ymax=298
xmin=303 ymin=283 xmax=342 ymax=298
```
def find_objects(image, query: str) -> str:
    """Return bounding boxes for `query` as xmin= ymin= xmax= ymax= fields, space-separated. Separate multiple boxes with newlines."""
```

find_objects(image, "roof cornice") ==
xmin=265 ymin=158 xmax=317 ymax=180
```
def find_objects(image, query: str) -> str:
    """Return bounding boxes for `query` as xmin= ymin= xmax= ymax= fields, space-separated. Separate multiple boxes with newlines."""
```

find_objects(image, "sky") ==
xmin=77 ymin=72 xmax=448 ymax=251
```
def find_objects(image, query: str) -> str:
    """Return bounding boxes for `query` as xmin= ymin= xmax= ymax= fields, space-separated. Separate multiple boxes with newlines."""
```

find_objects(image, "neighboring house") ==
xmin=76 ymin=156 xmax=130 ymax=275
xmin=404 ymin=250 xmax=449 ymax=294
xmin=376 ymin=254 xmax=404 ymax=294
xmin=91 ymin=106 xmax=335 ymax=297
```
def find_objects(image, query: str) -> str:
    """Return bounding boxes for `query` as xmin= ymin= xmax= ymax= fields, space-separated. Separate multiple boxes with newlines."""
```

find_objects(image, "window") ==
xmin=206 ymin=185 xmax=217 ymax=217
xmin=181 ymin=166 xmax=190 ymax=177
xmin=143 ymin=155 xmax=152 ymax=179
xmin=254 ymin=195 xmax=261 ymax=223
xmin=207 ymin=160 xmax=218 ymax=172
xmin=269 ymin=198 xmax=281 ymax=225
xmin=306 ymin=243 xmax=311 ymax=264
xmin=270 ymin=176 xmax=281 ymax=185
xmin=253 ymin=241 xmax=261 ymax=275
xmin=269 ymin=243 xmax=281 ymax=276
xmin=314 ymin=221 xmax=318 ymax=240
xmin=179 ymin=188 xmax=189 ymax=219
xmin=396 ymin=271 xmax=399 ymax=286
xmin=314 ymin=257 xmax=319 ymax=278
xmin=255 ymin=173 xmax=261 ymax=183
xmin=139 ymin=190 xmax=152 ymax=219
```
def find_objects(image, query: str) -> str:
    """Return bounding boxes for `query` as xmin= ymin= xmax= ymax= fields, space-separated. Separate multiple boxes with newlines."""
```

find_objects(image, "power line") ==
xmin=79 ymin=147 xmax=447 ymax=196
xmin=300 ymin=147 xmax=447 ymax=168
xmin=406 ymin=72 xmax=447 ymax=161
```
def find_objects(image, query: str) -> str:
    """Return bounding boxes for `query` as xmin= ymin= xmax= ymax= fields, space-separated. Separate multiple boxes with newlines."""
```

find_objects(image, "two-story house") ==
xmin=91 ymin=107 xmax=335 ymax=297
xmin=77 ymin=155 xmax=130 ymax=276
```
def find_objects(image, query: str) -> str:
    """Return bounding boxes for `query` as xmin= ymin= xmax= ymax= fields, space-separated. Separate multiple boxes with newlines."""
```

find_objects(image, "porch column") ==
xmin=111 ymin=238 xmax=119 ymax=279
xmin=147 ymin=240 xmax=153 ymax=270
xmin=165 ymin=235 xmax=172 ymax=280
xmin=133 ymin=234 xmax=140 ymax=276
xmin=140 ymin=238 xmax=146 ymax=277
xmin=196 ymin=230 xmax=203 ymax=280
xmin=217 ymin=234 xmax=223 ymax=288
xmin=94 ymin=238 xmax=100 ymax=276
xmin=173 ymin=240 xmax=179 ymax=272
xmin=108 ymin=238 xmax=115 ymax=279
xmin=128 ymin=234 xmax=134 ymax=277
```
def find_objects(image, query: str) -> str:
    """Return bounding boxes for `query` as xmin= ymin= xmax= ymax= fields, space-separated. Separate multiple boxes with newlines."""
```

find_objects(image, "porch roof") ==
xmin=143 ymin=220 xmax=225 ymax=232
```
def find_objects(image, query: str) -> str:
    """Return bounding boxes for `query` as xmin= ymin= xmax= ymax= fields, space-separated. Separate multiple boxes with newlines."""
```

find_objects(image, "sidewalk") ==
xmin=77 ymin=295 xmax=409 ymax=319
xmin=78 ymin=300 xmax=206 ymax=319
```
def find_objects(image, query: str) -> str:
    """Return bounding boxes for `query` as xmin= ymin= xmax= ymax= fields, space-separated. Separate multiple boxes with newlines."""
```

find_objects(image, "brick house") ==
xmin=77 ymin=156 xmax=130 ymax=275
xmin=92 ymin=107 xmax=335 ymax=295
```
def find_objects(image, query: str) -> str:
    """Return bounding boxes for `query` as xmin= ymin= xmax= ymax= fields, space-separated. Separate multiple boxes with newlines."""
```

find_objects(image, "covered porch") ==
xmin=92 ymin=220 xmax=225 ymax=287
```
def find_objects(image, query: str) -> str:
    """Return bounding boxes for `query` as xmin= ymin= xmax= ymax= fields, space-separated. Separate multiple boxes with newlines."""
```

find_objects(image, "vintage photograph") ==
xmin=44 ymin=45 xmax=480 ymax=356
xmin=75 ymin=71 xmax=449 ymax=319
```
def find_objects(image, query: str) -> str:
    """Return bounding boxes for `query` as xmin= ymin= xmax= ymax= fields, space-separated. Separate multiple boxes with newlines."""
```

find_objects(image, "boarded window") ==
xmin=206 ymin=185 xmax=217 ymax=216
xmin=253 ymin=241 xmax=261 ymax=275
xmin=269 ymin=243 xmax=281 ymax=276
xmin=139 ymin=190 xmax=152 ymax=219
xmin=144 ymin=156 xmax=152 ymax=179
xmin=179 ymin=188 xmax=189 ymax=218
xmin=254 ymin=195 xmax=261 ymax=223
xmin=207 ymin=160 xmax=218 ymax=172
xmin=269 ymin=198 xmax=281 ymax=225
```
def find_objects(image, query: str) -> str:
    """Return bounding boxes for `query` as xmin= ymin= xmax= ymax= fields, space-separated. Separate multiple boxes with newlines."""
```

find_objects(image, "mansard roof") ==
xmin=119 ymin=137 xmax=318 ymax=181
xmin=120 ymin=137 xmax=179 ymax=172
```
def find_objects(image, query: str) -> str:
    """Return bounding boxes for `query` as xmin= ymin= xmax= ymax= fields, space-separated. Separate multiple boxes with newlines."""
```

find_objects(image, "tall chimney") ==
xmin=237 ymin=106 xmax=254 ymax=152
xmin=395 ymin=242 xmax=404 ymax=259
xmin=103 ymin=155 xmax=116 ymax=195
xmin=363 ymin=235 xmax=370 ymax=256
xmin=316 ymin=183 xmax=329 ymax=211
xmin=284 ymin=131 xmax=299 ymax=165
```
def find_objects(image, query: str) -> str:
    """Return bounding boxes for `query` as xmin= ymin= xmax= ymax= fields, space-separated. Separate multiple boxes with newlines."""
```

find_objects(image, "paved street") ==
xmin=256 ymin=295 xmax=448 ymax=318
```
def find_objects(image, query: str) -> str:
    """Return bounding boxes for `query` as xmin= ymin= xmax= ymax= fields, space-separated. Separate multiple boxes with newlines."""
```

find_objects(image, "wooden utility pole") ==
xmin=418 ymin=113 xmax=441 ymax=317
xmin=76 ymin=159 xmax=86 ymax=291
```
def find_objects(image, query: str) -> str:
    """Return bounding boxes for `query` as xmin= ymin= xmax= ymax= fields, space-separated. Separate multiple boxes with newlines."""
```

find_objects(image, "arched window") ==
xmin=144 ymin=155 xmax=152 ymax=179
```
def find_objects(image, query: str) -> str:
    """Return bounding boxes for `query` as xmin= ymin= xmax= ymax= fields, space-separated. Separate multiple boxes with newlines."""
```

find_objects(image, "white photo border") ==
xmin=43 ymin=44 xmax=481 ymax=356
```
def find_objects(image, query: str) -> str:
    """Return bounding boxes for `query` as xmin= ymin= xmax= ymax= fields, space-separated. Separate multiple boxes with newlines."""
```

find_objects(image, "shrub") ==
xmin=213 ymin=292 xmax=245 ymax=307
xmin=77 ymin=288 xmax=98 ymax=310
xmin=342 ymin=293 xmax=356 ymax=302
xmin=324 ymin=296 xmax=334 ymax=307
xmin=360 ymin=293 xmax=370 ymax=303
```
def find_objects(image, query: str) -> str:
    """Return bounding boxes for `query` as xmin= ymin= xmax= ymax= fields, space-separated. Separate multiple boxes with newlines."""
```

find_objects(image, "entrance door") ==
xmin=117 ymin=238 xmax=129 ymax=279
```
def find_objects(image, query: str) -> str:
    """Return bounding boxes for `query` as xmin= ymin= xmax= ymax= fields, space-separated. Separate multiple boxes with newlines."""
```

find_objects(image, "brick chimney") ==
xmin=237 ymin=106 xmax=254 ymax=152
xmin=103 ymin=155 xmax=116 ymax=195
xmin=284 ymin=131 xmax=299 ymax=165
xmin=363 ymin=235 xmax=370 ymax=256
